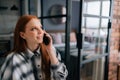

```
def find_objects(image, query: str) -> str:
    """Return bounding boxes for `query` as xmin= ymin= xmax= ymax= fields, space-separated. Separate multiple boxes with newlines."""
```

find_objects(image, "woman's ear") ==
xmin=20 ymin=32 xmax=25 ymax=39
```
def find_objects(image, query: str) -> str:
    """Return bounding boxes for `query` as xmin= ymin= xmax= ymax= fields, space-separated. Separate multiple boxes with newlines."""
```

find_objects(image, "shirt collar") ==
xmin=24 ymin=47 xmax=41 ymax=59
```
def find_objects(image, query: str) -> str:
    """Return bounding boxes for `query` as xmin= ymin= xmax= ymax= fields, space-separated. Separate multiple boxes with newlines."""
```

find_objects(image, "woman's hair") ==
xmin=13 ymin=15 xmax=37 ymax=52
xmin=13 ymin=15 xmax=51 ymax=79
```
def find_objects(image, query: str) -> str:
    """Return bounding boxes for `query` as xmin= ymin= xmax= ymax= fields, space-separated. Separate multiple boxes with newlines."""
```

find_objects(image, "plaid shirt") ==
xmin=0 ymin=48 xmax=68 ymax=80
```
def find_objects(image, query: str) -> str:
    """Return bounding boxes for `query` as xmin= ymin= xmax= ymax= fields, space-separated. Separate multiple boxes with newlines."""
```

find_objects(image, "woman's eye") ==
xmin=31 ymin=28 xmax=37 ymax=31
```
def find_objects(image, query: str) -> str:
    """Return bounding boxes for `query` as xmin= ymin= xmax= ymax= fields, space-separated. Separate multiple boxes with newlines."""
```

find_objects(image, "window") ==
xmin=80 ymin=0 xmax=111 ymax=80
xmin=82 ymin=0 xmax=110 ymax=56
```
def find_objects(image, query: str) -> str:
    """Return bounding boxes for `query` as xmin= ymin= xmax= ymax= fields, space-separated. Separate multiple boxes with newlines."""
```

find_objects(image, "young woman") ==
xmin=0 ymin=15 xmax=68 ymax=80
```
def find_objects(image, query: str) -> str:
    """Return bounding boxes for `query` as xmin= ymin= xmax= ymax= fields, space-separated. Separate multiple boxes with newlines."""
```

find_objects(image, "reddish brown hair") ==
xmin=13 ymin=15 xmax=50 ymax=79
xmin=13 ymin=15 xmax=37 ymax=52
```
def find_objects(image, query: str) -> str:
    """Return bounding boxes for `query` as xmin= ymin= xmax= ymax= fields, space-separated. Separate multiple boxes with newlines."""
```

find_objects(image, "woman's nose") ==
xmin=38 ymin=28 xmax=43 ymax=34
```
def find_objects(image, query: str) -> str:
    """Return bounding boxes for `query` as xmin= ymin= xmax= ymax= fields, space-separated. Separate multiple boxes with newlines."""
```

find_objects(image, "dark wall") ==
xmin=42 ymin=0 xmax=80 ymax=31
xmin=42 ymin=0 xmax=66 ymax=31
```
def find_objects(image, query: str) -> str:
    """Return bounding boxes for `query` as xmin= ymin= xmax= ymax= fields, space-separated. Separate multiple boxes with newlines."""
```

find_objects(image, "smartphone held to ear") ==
xmin=43 ymin=34 xmax=50 ymax=45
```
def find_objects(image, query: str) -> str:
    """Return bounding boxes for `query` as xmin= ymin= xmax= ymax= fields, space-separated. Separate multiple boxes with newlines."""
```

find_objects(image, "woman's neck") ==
xmin=27 ymin=43 xmax=39 ymax=52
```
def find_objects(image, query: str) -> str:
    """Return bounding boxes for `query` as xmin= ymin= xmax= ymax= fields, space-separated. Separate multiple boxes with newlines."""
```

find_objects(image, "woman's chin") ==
xmin=37 ymin=40 xmax=43 ymax=44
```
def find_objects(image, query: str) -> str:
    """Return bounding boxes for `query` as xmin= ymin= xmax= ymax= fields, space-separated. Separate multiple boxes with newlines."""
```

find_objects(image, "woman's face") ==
xmin=20 ymin=18 xmax=44 ymax=46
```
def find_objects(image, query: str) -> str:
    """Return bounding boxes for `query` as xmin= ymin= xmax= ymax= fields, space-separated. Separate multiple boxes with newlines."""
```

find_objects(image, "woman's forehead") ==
xmin=26 ymin=19 xmax=42 ymax=27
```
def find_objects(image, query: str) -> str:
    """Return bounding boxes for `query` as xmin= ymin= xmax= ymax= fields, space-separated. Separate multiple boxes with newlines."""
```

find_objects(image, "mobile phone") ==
xmin=43 ymin=34 xmax=50 ymax=45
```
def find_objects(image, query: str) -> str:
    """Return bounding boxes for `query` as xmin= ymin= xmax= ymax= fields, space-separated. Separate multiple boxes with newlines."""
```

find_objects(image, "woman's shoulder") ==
xmin=5 ymin=52 xmax=26 ymax=63
xmin=0 ymin=52 xmax=17 ymax=71
xmin=5 ymin=52 xmax=15 ymax=61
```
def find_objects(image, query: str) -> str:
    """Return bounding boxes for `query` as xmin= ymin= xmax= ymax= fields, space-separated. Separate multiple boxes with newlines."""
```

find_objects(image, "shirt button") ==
xmin=39 ymin=75 xmax=41 ymax=77
xmin=38 ymin=65 xmax=40 ymax=67
xmin=39 ymin=74 xmax=42 ymax=78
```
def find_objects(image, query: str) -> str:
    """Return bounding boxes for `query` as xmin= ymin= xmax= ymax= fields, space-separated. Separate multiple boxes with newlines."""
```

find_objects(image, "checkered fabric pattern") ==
xmin=0 ymin=48 xmax=68 ymax=80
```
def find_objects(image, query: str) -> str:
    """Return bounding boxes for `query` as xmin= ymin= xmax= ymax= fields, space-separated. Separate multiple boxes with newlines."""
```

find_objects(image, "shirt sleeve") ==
xmin=50 ymin=50 xmax=68 ymax=80
xmin=0 ymin=54 xmax=13 ymax=80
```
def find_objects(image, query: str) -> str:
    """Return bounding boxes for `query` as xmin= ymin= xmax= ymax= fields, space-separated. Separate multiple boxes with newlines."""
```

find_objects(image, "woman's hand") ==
xmin=43 ymin=31 xmax=59 ymax=65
